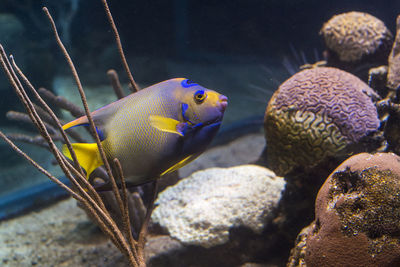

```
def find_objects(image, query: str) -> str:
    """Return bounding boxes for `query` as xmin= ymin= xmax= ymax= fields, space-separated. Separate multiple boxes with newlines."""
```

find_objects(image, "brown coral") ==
xmin=387 ymin=15 xmax=400 ymax=91
xmin=264 ymin=67 xmax=380 ymax=176
xmin=320 ymin=11 xmax=392 ymax=63
xmin=303 ymin=152 xmax=400 ymax=266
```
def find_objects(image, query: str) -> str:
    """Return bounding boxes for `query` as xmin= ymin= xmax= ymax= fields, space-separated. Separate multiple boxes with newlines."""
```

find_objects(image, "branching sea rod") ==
xmin=0 ymin=0 xmax=228 ymax=265
xmin=0 ymin=1 xmax=163 ymax=266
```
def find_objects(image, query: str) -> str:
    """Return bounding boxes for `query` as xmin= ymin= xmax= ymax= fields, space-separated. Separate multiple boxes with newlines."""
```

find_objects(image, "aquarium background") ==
xmin=0 ymin=0 xmax=399 ymax=217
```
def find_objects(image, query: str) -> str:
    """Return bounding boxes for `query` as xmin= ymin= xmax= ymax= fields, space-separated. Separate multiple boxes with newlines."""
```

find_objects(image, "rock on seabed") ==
xmin=151 ymin=165 xmax=286 ymax=248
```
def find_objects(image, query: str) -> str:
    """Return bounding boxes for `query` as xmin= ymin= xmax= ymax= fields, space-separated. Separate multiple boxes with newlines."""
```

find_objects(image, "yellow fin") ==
xmin=62 ymin=116 xmax=89 ymax=131
xmin=161 ymin=154 xmax=197 ymax=176
xmin=149 ymin=115 xmax=183 ymax=136
xmin=62 ymin=143 xmax=104 ymax=179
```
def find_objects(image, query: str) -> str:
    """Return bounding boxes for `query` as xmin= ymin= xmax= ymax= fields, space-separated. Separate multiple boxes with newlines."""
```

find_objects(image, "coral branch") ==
xmin=100 ymin=0 xmax=140 ymax=92
xmin=7 ymin=110 xmax=58 ymax=135
xmin=0 ymin=2 xmax=150 ymax=266
xmin=107 ymin=69 xmax=126 ymax=99
xmin=38 ymin=87 xmax=84 ymax=118
xmin=6 ymin=133 xmax=50 ymax=148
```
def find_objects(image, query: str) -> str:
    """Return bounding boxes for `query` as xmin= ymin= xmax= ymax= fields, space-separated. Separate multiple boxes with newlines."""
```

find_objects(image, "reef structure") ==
xmin=387 ymin=14 xmax=400 ymax=91
xmin=288 ymin=152 xmax=400 ymax=266
xmin=264 ymin=67 xmax=380 ymax=177
xmin=320 ymin=11 xmax=393 ymax=79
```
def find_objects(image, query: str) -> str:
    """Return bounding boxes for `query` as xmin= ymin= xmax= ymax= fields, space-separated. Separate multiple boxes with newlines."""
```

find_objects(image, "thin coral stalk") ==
xmin=130 ymin=192 xmax=147 ymax=237
xmin=107 ymin=69 xmax=126 ymax=99
xmin=100 ymin=0 xmax=140 ymax=92
xmin=41 ymin=6 xmax=149 ymax=266
xmin=5 ymin=133 xmax=50 ymax=148
xmin=33 ymin=103 xmax=61 ymax=128
xmin=6 ymin=110 xmax=58 ymax=135
xmin=42 ymin=7 xmax=119 ymax=201
xmin=41 ymin=8 xmax=133 ymax=250
xmin=1 ymin=2 xmax=155 ymax=266
xmin=138 ymin=180 xmax=159 ymax=253
xmin=38 ymin=87 xmax=85 ymax=118
xmin=1 ymin=48 xmax=114 ymax=235
xmin=4 ymin=58 xmax=96 ymax=206
xmin=31 ymin=103 xmax=86 ymax=143
xmin=5 ymin=53 xmax=137 ymax=264
xmin=10 ymin=56 xmax=88 ymax=185
xmin=0 ymin=131 xmax=82 ymax=199
xmin=113 ymin=158 xmax=139 ymax=259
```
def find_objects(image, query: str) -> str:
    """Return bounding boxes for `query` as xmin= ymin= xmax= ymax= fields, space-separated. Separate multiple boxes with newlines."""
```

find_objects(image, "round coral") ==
xmin=320 ymin=11 xmax=392 ymax=62
xmin=264 ymin=67 xmax=380 ymax=176
xmin=304 ymin=152 xmax=400 ymax=266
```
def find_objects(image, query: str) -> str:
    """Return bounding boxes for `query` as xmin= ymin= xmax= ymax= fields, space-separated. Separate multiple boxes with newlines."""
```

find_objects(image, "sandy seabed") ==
xmin=0 ymin=133 xmax=265 ymax=266
xmin=0 ymin=198 xmax=129 ymax=266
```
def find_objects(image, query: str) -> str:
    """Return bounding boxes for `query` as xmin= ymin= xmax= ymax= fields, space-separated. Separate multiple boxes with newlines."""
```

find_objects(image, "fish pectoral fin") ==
xmin=149 ymin=115 xmax=187 ymax=137
xmin=161 ymin=154 xmax=197 ymax=176
xmin=62 ymin=143 xmax=104 ymax=179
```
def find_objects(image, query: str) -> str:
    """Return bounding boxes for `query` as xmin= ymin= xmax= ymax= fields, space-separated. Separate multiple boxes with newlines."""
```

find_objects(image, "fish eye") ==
xmin=194 ymin=90 xmax=207 ymax=104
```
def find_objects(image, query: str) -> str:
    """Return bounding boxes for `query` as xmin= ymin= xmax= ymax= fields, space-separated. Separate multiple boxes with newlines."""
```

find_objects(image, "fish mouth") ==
xmin=202 ymin=95 xmax=227 ymax=126
xmin=204 ymin=117 xmax=223 ymax=127
xmin=218 ymin=95 xmax=228 ymax=112
xmin=193 ymin=113 xmax=223 ymax=130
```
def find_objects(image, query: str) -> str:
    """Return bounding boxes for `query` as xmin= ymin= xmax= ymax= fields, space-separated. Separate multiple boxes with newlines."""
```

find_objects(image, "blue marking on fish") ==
xmin=181 ymin=79 xmax=198 ymax=88
xmin=68 ymin=123 xmax=106 ymax=141
xmin=62 ymin=78 xmax=228 ymax=187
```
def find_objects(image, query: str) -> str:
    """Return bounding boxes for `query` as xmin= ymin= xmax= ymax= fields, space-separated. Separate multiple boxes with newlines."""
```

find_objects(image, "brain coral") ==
xmin=304 ymin=152 xmax=400 ymax=266
xmin=320 ymin=11 xmax=392 ymax=62
xmin=264 ymin=67 xmax=380 ymax=176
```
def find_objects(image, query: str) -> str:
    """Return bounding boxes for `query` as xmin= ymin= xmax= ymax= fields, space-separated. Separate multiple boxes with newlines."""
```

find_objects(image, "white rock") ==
xmin=178 ymin=133 xmax=265 ymax=178
xmin=151 ymin=165 xmax=286 ymax=248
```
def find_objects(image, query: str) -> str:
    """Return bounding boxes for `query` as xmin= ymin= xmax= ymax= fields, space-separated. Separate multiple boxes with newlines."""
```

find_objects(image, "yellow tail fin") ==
xmin=62 ymin=143 xmax=104 ymax=179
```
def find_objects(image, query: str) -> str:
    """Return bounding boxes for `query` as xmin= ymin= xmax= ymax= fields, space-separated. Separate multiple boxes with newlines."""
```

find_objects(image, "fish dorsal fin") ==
xmin=161 ymin=154 xmax=197 ymax=176
xmin=62 ymin=143 xmax=104 ymax=179
xmin=62 ymin=97 xmax=129 ymax=138
xmin=149 ymin=115 xmax=186 ymax=136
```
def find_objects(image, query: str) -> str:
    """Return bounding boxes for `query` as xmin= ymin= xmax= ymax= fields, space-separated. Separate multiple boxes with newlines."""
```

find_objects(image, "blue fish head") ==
xmin=178 ymin=78 xmax=228 ymax=128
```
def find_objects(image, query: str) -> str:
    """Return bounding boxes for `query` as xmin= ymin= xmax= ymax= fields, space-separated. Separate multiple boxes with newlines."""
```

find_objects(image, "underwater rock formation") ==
xmin=384 ymin=15 xmax=400 ymax=155
xmin=288 ymin=152 xmax=400 ymax=267
xmin=320 ymin=11 xmax=393 ymax=78
xmin=264 ymin=67 xmax=380 ymax=177
xmin=152 ymin=165 xmax=285 ymax=248
xmin=387 ymin=14 xmax=400 ymax=91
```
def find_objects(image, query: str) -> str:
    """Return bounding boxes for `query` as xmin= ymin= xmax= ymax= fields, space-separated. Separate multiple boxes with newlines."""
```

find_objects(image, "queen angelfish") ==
xmin=62 ymin=78 xmax=228 ymax=187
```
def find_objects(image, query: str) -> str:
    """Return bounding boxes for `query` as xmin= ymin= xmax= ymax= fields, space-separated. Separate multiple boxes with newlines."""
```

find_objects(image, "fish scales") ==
xmin=103 ymin=84 xmax=182 ymax=179
xmin=62 ymin=78 xmax=228 ymax=187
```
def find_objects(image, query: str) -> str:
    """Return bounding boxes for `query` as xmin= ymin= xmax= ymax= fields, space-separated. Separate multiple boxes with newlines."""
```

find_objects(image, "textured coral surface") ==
xmin=321 ymin=11 xmax=392 ymax=62
xmin=264 ymin=67 xmax=379 ymax=176
xmin=387 ymin=15 xmax=400 ymax=90
xmin=305 ymin=152 xmax=400 ymax=267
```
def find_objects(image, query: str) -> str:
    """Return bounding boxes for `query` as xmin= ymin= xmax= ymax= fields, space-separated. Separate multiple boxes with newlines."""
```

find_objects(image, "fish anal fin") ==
xmin=161 ymin=154 xmax=197 ymax=176
xmin=149 ymin=115 xmax=186 ymax=136
xmin=62 ymin=143 xmax=104 ymax=179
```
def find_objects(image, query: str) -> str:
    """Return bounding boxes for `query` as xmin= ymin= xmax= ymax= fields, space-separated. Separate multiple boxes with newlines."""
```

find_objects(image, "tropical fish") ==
xmin=62 ymin=78 xmax=227 ymax=187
